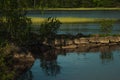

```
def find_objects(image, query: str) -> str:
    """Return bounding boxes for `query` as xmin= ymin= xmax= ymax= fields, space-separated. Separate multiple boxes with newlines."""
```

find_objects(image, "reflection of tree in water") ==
xmin=100 ymin=46 xmax=113 ymax=64
xmin=17 ymin=70 xmax=33 ymax=80
xmin=39 ymin=50 xmax=61 ymax=76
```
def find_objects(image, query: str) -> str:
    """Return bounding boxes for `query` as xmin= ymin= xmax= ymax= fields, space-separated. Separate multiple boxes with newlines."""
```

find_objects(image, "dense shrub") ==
xmin=39 ymin=17 xmax=61 ymax=45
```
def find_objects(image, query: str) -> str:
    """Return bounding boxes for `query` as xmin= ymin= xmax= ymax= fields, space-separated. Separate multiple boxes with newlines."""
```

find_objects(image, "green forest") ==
xmin=19 ymin=0 xmax=120 ymax=8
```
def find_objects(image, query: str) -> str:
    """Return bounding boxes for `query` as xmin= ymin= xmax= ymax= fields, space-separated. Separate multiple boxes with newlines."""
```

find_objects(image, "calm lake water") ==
xmin=18 ymin=45 xmax=120 ymax=80
xmin=17 ymin=10 xmax=120 ymax=80
xmin=32 ymin=23 xmax=120 ymax=35
xmin=59 ymin=23 xmax=120 ymax=35
xmin=27 ymin=10 xmax=120 ymax=18
xmin=29 ymin=10 xmax=120 ymax=35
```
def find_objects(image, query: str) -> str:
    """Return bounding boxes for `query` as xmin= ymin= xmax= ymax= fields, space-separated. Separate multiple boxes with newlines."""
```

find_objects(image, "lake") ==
xmin=27 ymin=10 xmax=120 ymax=18
xmin=32 ymin=23 xmax=120 ymax=35
xmin=18 ymin=45 xmax=120 ymax=80
xmin=17 ymin=10 xmax=120 ymax=80
xmin=59 ymin=23 xmax=120 ymax=35
xmin=29 ymin=10 xmax=120 ymax=35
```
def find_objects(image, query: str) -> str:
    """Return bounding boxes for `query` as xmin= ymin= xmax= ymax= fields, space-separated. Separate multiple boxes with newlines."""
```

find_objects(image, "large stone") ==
xmin=109 ymin=37 xmax=119 ymax=43
xmin=62 ymin=45 xmax=77 ymax=49
xmin=74 ymin=39 xmax=80 ymax=44
xmin=89 ymin=37 xmax=99 ymax=43
xmin=98 ymin=37 xmax=109 ymax=44
xmin=55 ymin=39 xmax=65 ymax=45
xmin=118 ymin=37 xmax=120 ymax=42
xmin=55 ymin=39 xmax=74 ymax=46
xmin=55 ymin=39 xmax=60 ymax=45
xmin=79 ymin=38 xmax=89 ymax=44
xmin=14 ymin=52 xmax=34 ymax=61
xmin=66 ymin=39 xmax=74 ymax=45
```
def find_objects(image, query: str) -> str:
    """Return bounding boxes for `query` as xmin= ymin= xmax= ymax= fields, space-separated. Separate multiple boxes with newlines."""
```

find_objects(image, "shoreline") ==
xmin=27 ymin=8 xmax=120 ymax=11
xmin=54 ymin=36 xmax=120 ymax=49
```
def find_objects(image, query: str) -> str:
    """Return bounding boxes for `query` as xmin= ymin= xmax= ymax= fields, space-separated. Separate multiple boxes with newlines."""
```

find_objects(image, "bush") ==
xmin=39 ymin=17 xmax=61 ymax=45
xmin=0 ymin=43 xmax=15 ymax=80
xmin=0 ymin=0 xmax=32 ymax=45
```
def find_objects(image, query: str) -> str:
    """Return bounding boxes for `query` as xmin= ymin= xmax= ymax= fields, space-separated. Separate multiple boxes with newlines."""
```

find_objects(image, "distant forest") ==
xmin=19 ymin=0 xmax=120 ymax=8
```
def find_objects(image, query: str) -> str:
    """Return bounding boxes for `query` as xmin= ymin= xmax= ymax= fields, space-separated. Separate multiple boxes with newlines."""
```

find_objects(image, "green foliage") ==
xmin=100 ymin=20 xmax=114 ymax=35
xmin=0 ymin=44 xmax=15 ymax=80
xmin=0 ymin=0 xmax=32 ymax=45
xmin=12 ymin=0 xmax=120 ymax=8
xmin=39 ymin=17 xmax=61 ymax=44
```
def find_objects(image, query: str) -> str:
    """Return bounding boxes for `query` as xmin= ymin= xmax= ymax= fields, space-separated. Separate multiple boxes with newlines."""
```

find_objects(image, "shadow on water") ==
xmin=99 ymin=46 xmax=114 ymax=64
xmin=17 ymin=45 xmax=120 ymax=80
xmin=18 ymin=49 xmax=61 ymax=80
xmin=17 ymin=70 xmax=33 ymax=80
xmin=39 ymin=50 xmax=61 ymax=76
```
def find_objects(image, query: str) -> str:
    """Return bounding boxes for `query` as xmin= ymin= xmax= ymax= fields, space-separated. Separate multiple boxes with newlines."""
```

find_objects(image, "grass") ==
xmin=27 ymin=8 xmax=120 ymax=11
xmin=30 ymin=17 xmax=120 ymax=24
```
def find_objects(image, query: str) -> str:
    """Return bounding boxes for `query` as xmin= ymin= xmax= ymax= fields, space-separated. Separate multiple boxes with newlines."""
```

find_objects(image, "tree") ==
xmin=92 ymin=0 xmax=101 ymax=7
xmin=0 ymin=43 xmax=15 ymax=80
xmin=39 ymin=17 xmax=61 ymax=45
xmin=0 ymin=0 xmax=32 ymax=45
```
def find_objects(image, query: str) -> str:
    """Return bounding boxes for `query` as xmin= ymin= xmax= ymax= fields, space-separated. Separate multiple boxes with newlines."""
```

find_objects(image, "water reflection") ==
xmin=18 ymin=70 xmax=33 ymax=80
xmin=18 ymin=45 xmax=120 ymax=80
xmin=100 ymin=46 xmax=114 ymax=64
xmin=39 ymin=50 xmax=61 ymax=76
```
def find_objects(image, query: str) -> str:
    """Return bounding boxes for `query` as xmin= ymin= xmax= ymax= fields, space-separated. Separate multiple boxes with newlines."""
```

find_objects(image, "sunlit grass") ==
xmin=31 ymin=17 xmax=119 ymax=24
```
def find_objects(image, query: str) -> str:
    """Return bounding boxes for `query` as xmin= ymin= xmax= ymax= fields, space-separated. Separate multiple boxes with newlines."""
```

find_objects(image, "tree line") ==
xmin=18 ymin=0 xmax=120 ymax=8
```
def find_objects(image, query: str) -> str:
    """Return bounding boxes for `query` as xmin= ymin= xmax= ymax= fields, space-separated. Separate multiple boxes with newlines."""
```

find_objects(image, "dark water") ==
xmin=30 ymin=10 xmax=120 ymax=35
xmin=27 ymin=10 xmax=120 ymax=18
xmin=18 ymin=45 xmax=120 ymax=80
xmin=32 ymin=23 xmax=120 ymax=35
xmin=59 ymin=23 xmax=120 ymax=35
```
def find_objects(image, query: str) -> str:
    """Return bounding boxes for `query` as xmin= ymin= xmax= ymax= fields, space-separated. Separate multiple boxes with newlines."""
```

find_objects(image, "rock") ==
xmin=118 ymin=37 xmax=120 ymax=42
xmin=55 ymin=35 xmax=120 ymax=48
xmin=55 ymin=39 xmax=74 ymax=46
xmin=89 ymin=37 xmax=99 ymax=43
xmin=13 ymin=52 xmax=34 ymax=61
xmin=62 ymin=45 xmax=77 ymax=49
xmin=74 ymin=38 xmax=80 ymax=44
xmin=55 ymin=39 xmax=60 ymax=45
xmin=98 ymin=37 xmax=109 ymax=44
xmin=55 ymin=39 xmax=65 ymax=45
xmin=79 ymin=38 xmax=89 ymax=44
xmin=109 ymin=37 xmax=119 ymax=43
xmin=66 ymin=39 xmax=74 ymax=45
